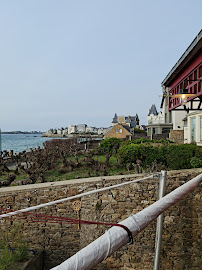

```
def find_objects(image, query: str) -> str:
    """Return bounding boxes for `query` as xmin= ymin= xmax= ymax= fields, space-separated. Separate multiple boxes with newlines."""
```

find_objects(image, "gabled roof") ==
xmin=148 ymin=104 xmax=158 ymax=116
xmin=121 ymin=124 xmax=132 ymax=133
xmin=105 ymin=123 xmax=132 ymax=137
xmin=161 ymin=29 xmax=202 ymax=87
xmin=112 ymin=113 xmax=118 ymax=123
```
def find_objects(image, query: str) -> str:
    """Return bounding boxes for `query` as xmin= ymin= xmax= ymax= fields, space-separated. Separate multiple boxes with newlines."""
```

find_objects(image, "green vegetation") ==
xmin=190 ymin=157 xmax=202 ymax=168
xmin=133 ymin=128 xmax=146 ymax=134
xmin=118 ymin=141 xmax=202 ymax=170
xmin=1 ymin=137 xmax=201 ymax=186
xmin=98 ymin=137 xmax=122 ymax=156
xmin=0 ymin=223 xmax=28 ymax=270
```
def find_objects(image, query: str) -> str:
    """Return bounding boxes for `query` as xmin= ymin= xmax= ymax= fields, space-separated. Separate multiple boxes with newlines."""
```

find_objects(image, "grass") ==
xmin=0 ymin=154 xmax=136 ymax=186
xmin=43 ymin=154 xmax=134 ymax=181
xmin=0 ymin=224 xmax=29 ymax=270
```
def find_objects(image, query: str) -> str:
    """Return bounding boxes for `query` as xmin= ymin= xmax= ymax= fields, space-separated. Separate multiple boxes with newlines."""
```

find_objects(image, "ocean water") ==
xmin=0 ymin=134 xmax=53 ymax=153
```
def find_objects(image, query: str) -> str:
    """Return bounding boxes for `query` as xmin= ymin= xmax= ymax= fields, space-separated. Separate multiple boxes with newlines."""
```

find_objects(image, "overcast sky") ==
xmin=0 ymin=0 xmax=201 ymax=131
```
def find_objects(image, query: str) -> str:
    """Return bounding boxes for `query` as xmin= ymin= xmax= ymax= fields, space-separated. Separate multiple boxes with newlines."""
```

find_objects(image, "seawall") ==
xmin=0 ymin=169 xmax=201 ymax=269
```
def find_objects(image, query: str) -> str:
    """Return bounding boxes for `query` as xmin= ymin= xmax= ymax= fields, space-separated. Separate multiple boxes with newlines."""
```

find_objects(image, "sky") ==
xmin=0 ymin=0 xmax=202 ymax=131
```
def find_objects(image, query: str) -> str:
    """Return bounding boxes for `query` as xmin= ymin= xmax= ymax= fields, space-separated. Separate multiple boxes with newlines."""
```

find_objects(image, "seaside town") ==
xmin=42 ymin=113 xmax=145 ymax=138
xmin=0 ymin=2 xmax=201 ymax=270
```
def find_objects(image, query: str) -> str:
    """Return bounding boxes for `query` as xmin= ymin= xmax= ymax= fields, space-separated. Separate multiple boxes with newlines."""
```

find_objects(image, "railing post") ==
xmin=153 ymin=170 xmax=167 ymax=270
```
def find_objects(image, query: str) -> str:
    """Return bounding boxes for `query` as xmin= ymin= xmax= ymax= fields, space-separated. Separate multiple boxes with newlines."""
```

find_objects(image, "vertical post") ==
xmin=0 ymin=128 xmax=2 ymax=157
xmin=150 ymin=127 xmax=153 ymax=140
xmin=153 ymin=170 xmax=167 ymax=270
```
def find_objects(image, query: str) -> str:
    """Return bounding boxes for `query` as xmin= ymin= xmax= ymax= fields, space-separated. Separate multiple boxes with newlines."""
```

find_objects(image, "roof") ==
xmin=161 ymin=30 xmax=202 ymax=87
xmin=112 ymin=113 xmax=118 ymax=123
xmin=148 ymin=104 xmax=158 ymax=116
xmin=105 ymin=123 xmax=132 ymax=136
xmin=121 ymin=124 xmax=132 ymax=133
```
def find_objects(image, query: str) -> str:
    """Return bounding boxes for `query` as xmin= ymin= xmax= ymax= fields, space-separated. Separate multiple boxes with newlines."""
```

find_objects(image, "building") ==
xmin=184 ymin=112 xmax=202 ymax=145
xmin=111 ymin=113 xmax=139 ymax=128
xmin=112 ymin=113 xmax=118 ymax=126
xmin=147 ymin=104 xmax=172 ymax=137
xmin=104 ymin=123 xmax=132 ymax=140
xmin=76 ymin=124 xmax=87 ymax=133
xmin=68 ymin=125 xmax=77 ymax=134
xmin=86 ymin=126 xmax=98 ymax=133
xmin=161 ymin=30 xmax=202 ymax=144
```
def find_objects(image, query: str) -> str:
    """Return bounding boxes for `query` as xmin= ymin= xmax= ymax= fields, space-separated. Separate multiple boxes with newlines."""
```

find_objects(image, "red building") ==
xmin=162 ymin=30 xmax=202 ymax=112
xmin=161 ymin=30 xmax=202 ymax=144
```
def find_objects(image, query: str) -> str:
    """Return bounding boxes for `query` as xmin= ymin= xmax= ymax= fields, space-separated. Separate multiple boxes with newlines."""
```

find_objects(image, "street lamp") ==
xmin=171 ymin=89 xmax=196 ymax=105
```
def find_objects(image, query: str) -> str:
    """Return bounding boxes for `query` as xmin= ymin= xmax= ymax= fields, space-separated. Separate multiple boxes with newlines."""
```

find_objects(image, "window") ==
xmin=194 ymin=70 xmax=197 ymax=80
xmin=169 ymin=112 xmax=172 ymax=123
xmin=115 ymin=129 xmax=118 ymax=133
xmin=119 ymin=129 xmax=122 ymax=133
xmin=200 ymin=117 xmax=202 ymax=141
xmin=190 ymin=117 xmax=196 ymax=142
xmin=194 ymin=84 xmax=197 ymax=94
xmin=200 ymin=66 xmax=202 ymax=78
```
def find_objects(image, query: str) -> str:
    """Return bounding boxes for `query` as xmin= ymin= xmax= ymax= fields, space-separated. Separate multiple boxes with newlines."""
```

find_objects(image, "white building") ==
xmin=184 ymin=112 xmax=202 ymax=146
xmin=86 ymin=126 xmax=98 ymax=133
xmin=68 ymin=125 xmax=77 ymax=134
xmin=76 ymin=124 xmax=87 ymax=133
xmin=147 ymin=104 xmax=172 ymax=137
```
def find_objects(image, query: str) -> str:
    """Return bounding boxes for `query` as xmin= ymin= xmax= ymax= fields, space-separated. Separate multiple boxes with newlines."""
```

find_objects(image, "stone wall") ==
xmin=132 ymin=133 xmax=169 ymax=140
xmin=0 ymin=169 xmax=201 ymax=270
xmin=169 ymin=130 xmax=184 ymax=144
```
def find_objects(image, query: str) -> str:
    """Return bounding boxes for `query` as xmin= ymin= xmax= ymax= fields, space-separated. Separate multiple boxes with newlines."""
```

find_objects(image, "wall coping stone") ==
xmin=0 ymin=168 xmax=201 ymax=193
xmin=0 ymin=173 xmax=144 ymax=193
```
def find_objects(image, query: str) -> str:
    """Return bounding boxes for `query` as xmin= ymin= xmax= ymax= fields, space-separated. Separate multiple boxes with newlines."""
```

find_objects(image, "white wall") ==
xmin=172 ymin=110 xmax=187 ymax=130
xmin=187 ymin=112 xmax=202 ymax=145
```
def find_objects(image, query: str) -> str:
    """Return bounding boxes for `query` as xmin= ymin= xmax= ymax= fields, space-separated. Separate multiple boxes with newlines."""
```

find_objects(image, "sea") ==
xmin=0 ymin=134 xmax=54 ymax=153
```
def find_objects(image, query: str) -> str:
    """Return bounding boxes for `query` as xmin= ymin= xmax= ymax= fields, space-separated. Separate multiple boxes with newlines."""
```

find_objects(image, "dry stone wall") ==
xmin=169 ymin=130 xmax=184 ymax=144
xmin=0 ymin=169 xmax=201 ymax=270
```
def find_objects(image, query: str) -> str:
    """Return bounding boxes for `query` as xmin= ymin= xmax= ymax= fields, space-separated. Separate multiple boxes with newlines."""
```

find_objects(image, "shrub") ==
xmin=133 ymin=128 xmax=146 ymax=134
xmin=131 ymin=138 xmax=173 ymax=145
xmin=98 ymin=138 xmax=122 ymax=156
xmin=118 ymin=143 xmax=166 ymax=167
xmin=118 ymin=142 xmax=202 ymax=170
xmin=166 ymin=144 xmax=202 ymax=170
xmin=190 ymin=157 xmax=202 ymax=168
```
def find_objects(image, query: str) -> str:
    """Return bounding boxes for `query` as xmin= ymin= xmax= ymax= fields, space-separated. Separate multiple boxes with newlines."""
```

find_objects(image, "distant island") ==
xmin=1 ymin=131 xmax=43 ymax=134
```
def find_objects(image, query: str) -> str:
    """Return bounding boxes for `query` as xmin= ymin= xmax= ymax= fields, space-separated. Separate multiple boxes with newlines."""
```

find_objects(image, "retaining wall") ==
xmin=0 ymin=169 xmax=201 ymax=269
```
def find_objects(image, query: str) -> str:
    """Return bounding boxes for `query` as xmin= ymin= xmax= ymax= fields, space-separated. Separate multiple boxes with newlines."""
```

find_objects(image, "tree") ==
xmin=99 ymin=138 xmax=122 ymax=159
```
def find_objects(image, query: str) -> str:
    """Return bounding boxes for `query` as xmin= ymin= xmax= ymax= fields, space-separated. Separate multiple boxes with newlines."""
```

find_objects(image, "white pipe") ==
xmin=51 ymin=173 xmax=202 ymax=270
xmin=0 ymin=175 xmax=152 ymax=219
xmin=153 ymin=170 xmax=167 ymax=270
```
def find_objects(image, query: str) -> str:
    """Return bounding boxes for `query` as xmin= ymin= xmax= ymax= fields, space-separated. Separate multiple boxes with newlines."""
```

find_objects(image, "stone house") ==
xmin=104 ymin=123 xmax=132 ymax=140
xmin=111 ymin=113 xmax=139 ymax=128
